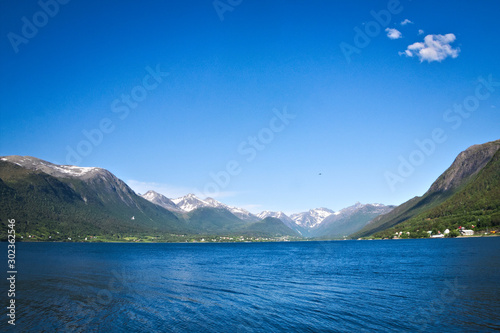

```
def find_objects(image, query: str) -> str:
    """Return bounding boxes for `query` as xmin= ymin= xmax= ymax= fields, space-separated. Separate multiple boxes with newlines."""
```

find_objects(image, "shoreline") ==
xmin=3 ymin=233 xmax=499 ymax=244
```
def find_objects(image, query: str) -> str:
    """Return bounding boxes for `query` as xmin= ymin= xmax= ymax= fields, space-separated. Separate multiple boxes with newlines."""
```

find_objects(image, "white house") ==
xmin=460 ymin=229 xmax=474 ymax=236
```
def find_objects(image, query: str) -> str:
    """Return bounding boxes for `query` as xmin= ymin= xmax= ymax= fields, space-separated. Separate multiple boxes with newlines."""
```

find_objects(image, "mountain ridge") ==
xmin=0 ymin=155 xmax=399 ymax=240
xmin=352 ymin=139 xmax=500 ymax=238
xmin=0 ymin=156 xmax=300 ymax=239
xmin=142 ymin=192 xmax=393 ymax=237
xmin=0 ymin=156 xmax=189 ymax=238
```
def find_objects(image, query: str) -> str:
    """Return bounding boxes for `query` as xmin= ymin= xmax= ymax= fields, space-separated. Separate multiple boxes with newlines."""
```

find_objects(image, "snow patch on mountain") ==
xmin=141 ymin=190 xmax=182 ymax=212
xmin=139 ymin=190 xmax=394 ymax=234
xmin=290 ymin=208 xmax=335 ymax=228
xmin=1 ymin=155 xmax=102 ymax=178
xmin=257 ymin=211 xmax=304 ymax=234
xmin=172 ymin=193 xmax=210 ymax=212
xmin=257 ymin=211 xmax=292 ymax=222
xmin=165 ymin=194 xmax=259 ymax=221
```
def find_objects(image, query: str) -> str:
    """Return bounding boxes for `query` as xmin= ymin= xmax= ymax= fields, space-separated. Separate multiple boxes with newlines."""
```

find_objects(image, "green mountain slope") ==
xmin=185 ymin=207 xmax=246 ymax=234
xmin=352 ymin=139 xmax=500 ymax=238
xmin=351 ymin=192 xmax=454 ymax=238
xmin=240 ymin=217 xmax=300 ymax=237
xmin=1 ymin=156 xmax=304 ymax=240
xmin=373 ymin=148 xmax=500 ymax=238
xmin=0 ymin=158 xmax=190 ymax=239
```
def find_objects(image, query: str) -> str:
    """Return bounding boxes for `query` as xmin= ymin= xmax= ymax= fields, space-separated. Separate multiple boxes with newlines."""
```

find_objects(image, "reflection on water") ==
xmin=4 ymin=238 xmax=500 ymax=332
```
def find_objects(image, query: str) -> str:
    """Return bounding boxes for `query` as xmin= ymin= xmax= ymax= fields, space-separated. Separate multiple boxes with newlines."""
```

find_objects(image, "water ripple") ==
xmin=7 ymin=238 xmax=500 ymax=332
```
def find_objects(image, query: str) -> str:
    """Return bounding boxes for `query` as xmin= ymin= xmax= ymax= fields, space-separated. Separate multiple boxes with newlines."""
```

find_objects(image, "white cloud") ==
xmin=385 ymin=28 xmax=402 ymax=40
xmin=126 ymin=180 xmax=238 ymax=199
xmin=400 ymin=33 xmax=460 ymax=62
xmin=401 ymin=19 xmax=413 ymax=25
xmin=418 ymin=29 xmax=425 ymax=35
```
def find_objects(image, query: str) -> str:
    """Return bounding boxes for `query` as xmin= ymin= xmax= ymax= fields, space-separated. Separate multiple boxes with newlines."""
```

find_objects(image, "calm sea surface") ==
xmin=4 ymin=238 xmax=500 ymax=332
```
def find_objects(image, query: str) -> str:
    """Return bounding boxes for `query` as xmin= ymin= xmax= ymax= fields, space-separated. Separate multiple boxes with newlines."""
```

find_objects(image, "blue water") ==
xmin=4 ymin=238 xmax=500 ymax=332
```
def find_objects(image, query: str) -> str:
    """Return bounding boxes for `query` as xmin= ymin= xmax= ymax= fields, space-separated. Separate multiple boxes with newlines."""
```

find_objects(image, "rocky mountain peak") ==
xmin=428 ymin=139 xmax=500 ymax=193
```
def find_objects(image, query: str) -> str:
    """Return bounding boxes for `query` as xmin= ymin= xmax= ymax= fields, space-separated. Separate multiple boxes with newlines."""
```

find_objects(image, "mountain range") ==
xmin=1 ymin=139 xmax=498 ymax=241
xmin=0 ymin=156 xmax=391 ymax=240
xmin=140 ymin=191 xmax=393 ymax=238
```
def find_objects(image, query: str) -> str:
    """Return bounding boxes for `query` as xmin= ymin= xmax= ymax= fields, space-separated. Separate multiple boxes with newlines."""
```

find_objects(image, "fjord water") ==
xmin=9 ymin=238 xmax=500 ymax=332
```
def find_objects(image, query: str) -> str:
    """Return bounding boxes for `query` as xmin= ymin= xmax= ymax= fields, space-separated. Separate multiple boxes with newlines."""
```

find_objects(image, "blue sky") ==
xmin=1 ymin=0 xmax=499 ymax=214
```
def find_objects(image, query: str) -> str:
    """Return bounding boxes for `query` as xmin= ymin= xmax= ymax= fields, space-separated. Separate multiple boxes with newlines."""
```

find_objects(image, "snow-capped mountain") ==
xmin=338 ymin=202 xmax=363 ymax=214
xmin=141 ymin=191 xmax=183 ymax=212
xmin=225 ymin=206 xmax=260 ymax=222
xmin=172 ymin=193 xmax=210 ymax=212
xmin=260 ymin=204 xmax=394 ymax=237
xmin=257 ymin=211 xmax=293 ymax=223
xmin=317 ymin=202 xmax=387 ymax=226
xmin=142 ymin=191 xmax=393 ymax=237
xmin=311 ymin=203 xmax=395 ymax=238
xmin=204 ymin=197 xmax=259 ymax=222
xmin=145 ymin=193 xmax=259 ymax=222
xmin=204 ymin=197 xmax=225 ymax=209
xmin=290 ymin=208 xmax=335 ymax=228
xmin=257 ymin=211 xmax=303 ymax=234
